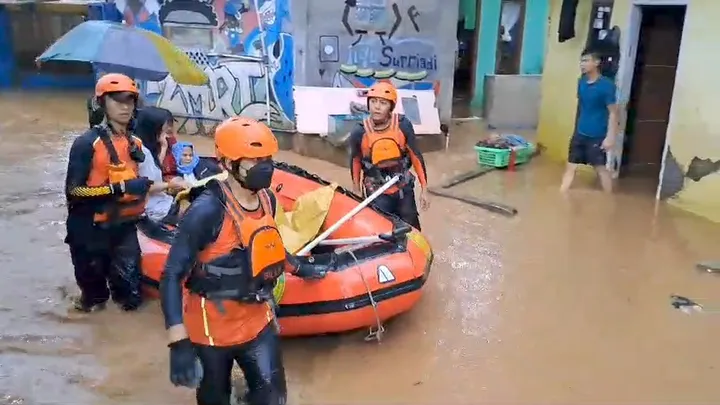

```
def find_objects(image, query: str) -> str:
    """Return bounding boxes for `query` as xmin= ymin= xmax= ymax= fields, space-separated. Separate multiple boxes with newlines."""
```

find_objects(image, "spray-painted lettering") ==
xmin=380 ymin=45 xmax=437 ymax=72
xmin=145 ymin=57 xmax=293 ymax=135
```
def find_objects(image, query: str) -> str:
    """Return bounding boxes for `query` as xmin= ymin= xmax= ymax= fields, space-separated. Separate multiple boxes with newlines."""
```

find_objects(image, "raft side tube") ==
xmin=138 ymin=217 xmax=412 ymax=273
xmin=140 ymin=268 xmax=428 ymax=319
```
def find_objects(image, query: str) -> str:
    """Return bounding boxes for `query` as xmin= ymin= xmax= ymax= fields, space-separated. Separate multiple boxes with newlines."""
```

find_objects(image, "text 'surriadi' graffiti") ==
xmin=117 ymin=0 xmax=295 ymax=134
xmin=323 ymin=0 xmax=439 ymax=95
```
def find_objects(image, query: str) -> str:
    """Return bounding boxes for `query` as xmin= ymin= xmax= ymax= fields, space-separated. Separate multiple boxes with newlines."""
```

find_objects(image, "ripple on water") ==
xmin=0 ymin=352 xmax=104 ymax=405
xmin=433 ymin=210 xmax=504 ymax=341
xmin=0 ymin=120 xmax=105 ymax=405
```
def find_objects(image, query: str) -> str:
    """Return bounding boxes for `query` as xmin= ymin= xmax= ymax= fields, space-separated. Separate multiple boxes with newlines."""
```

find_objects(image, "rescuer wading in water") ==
xmin=65 ymin=73 xmax=153 ymax=312
xmin=160 ymin=117 xmax=332 ymax=405
xmin=348 ymin=82 xmax=430 ymax=230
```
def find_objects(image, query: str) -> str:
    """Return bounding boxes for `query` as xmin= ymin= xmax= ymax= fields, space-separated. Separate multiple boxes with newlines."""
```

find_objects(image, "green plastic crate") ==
xmin=473 ymin=144 xmax=535 ymax=168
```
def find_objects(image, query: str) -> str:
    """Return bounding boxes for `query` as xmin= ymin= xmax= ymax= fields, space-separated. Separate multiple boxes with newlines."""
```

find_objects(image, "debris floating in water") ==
xmin=670 ymin=295 xmax=704 ymax=314
xmin=696 ymin=261 xmax=720 ymax=274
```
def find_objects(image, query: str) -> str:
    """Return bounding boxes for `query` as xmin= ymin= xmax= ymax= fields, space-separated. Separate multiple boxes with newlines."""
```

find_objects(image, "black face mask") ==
xmin=232 ymin=160 xmax=274 ymax=192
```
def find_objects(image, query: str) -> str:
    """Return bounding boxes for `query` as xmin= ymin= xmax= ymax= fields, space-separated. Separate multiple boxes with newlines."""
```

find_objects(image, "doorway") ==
xmin=621 ymin=5 xmax=686 ymax=184
xmin=453 ymin=0 xmax=480 ymax=118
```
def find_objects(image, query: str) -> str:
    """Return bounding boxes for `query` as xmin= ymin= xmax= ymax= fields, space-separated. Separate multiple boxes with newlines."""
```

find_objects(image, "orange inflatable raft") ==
xmin=138 ymin=161 xmax=433 ymax=337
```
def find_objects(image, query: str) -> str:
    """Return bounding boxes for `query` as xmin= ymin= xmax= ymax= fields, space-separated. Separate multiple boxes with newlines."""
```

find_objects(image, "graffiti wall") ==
xmin=115 ymin=0 xmax=295 ymax=133
xmin=294 ymin=0 xmax=458 ymax=122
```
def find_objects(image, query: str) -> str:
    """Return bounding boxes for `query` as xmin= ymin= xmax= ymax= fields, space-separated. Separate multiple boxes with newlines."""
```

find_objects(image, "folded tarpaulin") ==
xmin=275 ymin=183 xmax=338 ymax=254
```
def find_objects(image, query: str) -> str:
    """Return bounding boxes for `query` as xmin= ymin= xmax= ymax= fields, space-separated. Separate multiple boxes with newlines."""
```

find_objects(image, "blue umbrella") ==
xmin=36 ymin=20 xmax=208 ymax=85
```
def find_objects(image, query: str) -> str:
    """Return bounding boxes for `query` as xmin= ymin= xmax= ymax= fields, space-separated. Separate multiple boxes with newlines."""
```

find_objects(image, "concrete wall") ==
xmin=291 ymin=0 xmax=458 ymax=124
xmin=536 ymin=0 xmax=591 ymax=161
xmin=123 ymin=0 xmax=454 ymax=132
xmin=658 ymin=0 xmax=720 ymax=222
xmin=537 ymin=0 xmax=720 ymax=223
xmin=471 ymin=0 xmax=549 ymax=107
xmin=483 ymin=74 xmax=541 ymax=129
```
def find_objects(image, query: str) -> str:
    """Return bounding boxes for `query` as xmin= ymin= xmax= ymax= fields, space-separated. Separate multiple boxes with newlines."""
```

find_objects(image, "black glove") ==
xmin=124 ymin=177 xmax=153 ymax=196
xmin=168 ymin=338 xmax=203 ymax=388
xmin=295 ymin=254 xmax=336 ymax=280
xmin=297 ymin=264 xmax=328 ymax=279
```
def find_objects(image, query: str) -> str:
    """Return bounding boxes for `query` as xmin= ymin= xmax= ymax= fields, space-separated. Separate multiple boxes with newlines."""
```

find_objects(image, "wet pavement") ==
xmin=2 ymin=92 xmax=720 ymax=404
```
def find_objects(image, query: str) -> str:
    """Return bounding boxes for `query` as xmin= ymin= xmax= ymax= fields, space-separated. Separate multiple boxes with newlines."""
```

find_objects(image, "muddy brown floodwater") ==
xmin=2 ymin=92 xmax=720 ymax=405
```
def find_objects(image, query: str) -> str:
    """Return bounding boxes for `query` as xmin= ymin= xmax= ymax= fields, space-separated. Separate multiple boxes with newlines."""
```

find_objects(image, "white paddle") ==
xmin=296 ymin=175 xmax=400 ymax=255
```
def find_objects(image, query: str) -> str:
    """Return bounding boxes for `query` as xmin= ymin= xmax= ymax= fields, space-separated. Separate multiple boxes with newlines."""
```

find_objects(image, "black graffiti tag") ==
xmin=407 ymin=5 xmax=420 ymax=32
xmin=342 ymin=0 xmax=418 ymax=46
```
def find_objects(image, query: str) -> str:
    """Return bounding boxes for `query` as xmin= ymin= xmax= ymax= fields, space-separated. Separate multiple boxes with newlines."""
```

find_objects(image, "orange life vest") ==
xmin=184 ymin=183 xmax=286 ymax=346
xmin=86 ymin=127 xmax=145 ymax=223
xmin=359 ymin=114 xmax=412 ymax=193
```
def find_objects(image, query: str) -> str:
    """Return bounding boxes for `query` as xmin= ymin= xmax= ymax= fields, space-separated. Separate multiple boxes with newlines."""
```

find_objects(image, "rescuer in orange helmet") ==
xmin=160 ymin=117 xmax=331 ymax=405
xmin=348 ymin=81 xmax=430 ymax=230
xmin=64 ymin=73 xmax=153 ymax=313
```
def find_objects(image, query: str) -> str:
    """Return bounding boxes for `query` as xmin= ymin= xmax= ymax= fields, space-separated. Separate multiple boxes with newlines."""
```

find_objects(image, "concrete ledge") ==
xmin=275 ymin=132 xmax=446 ymax=168
xmin=484 ymin=75 xmax=542 ymax=130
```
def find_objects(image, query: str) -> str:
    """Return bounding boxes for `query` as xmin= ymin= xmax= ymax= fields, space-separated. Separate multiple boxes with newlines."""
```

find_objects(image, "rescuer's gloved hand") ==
xmin=123 ymin=177 xmax=153 ymax=196
xmin=168 ymin=338 xmax=203 ymax=388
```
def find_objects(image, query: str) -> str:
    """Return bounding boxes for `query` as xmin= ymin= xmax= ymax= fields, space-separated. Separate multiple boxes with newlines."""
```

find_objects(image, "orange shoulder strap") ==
xmin=219 ymin=182 xmax=275 ymax=222
xmin=390 ymin=114 xmax=400 ymax=132
xmin=218 ymin=182 xmax=245 ymax=225
xmin=257 ymin=189 xmax=274 ymax=217
xmin=393 ymin=114 xmax=407 ymax=149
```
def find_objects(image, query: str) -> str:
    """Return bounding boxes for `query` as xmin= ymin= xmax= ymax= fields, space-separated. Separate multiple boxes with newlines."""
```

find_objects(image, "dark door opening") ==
xmin=453 ymin=0 xmax=480 ymax=118
xmin=622 ymin=5 xmax=685 ymax=183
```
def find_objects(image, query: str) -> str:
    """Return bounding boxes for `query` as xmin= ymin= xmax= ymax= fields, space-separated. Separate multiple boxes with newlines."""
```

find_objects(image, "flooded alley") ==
xmin=2 ymin=93 xmax=720 ymax=405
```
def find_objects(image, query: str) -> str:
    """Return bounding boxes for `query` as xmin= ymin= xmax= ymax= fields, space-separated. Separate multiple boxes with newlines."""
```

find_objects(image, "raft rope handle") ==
xmin=347 ymin=250 xmax=385 ymax=342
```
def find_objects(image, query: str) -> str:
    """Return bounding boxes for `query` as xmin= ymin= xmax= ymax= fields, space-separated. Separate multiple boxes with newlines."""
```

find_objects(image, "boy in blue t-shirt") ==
xmin=560 ymin=49 xmax=619 ymax=193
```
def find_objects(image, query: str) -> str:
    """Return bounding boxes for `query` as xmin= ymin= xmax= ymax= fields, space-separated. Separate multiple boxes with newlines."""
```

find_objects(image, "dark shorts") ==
xmin=369 ymin=183 xmax=421 ymax=230
xmin=568 ymin=133 xmax=607 ymax=166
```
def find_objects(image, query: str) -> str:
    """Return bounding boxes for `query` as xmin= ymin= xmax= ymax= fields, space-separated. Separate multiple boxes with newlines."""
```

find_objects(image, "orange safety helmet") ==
xmin=366 ymin=82 xmax=398 ymax=105
xmin=95 ymin=73 xmax=139 ymax=97
xmin=214 ymin=117 xmax=279 ymax=161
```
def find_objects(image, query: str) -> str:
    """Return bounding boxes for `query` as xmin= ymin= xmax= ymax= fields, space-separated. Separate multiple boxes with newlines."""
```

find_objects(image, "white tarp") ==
xmin=293 ymin=86 xmax=442 ymax=139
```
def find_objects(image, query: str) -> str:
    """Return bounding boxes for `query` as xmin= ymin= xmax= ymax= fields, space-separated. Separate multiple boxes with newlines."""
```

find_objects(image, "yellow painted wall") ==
xmin=664 ymin=0 xmax=720 ymax=222
xmin=536 ymin=0 xmax=630 ymax=161
xmin=537 ymin=0 xmax=597 ymax=162
xmin=537 ymin=0 xmax=720 ymax=222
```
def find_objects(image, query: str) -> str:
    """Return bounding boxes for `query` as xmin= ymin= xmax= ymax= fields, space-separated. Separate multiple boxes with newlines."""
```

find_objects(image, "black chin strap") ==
xmin=224 ymin=162 xmax=246 ymax=189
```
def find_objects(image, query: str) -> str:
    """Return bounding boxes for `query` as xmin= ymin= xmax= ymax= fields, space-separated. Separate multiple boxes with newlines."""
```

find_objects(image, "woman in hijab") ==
xmin=135 ymin=107 xmax=185 ymax=222
xmin=171 ymin=141 xmax=201 ymax=184
xmin=172 ymin=140 xmax=222 ymax=187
